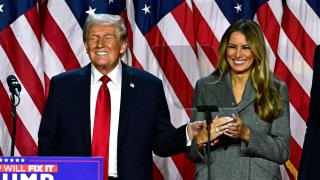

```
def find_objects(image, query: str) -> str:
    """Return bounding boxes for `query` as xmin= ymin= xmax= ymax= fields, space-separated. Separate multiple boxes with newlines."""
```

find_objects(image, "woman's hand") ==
xmin=223 ymin=114 xmax=250 ymax=143
xmin=195 ymin=116 xmax=235 ymax=147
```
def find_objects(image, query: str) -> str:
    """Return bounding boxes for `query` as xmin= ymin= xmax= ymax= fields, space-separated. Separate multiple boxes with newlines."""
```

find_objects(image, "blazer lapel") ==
xmin=207 ymin=72 xmax=255 ymax=111
xmin=237 ymin=78 xmax=256 ymax=112
xmin=208 ymin=73 xmax=236 ymax=108
xmin=118 ymin=62 xmax=137 ymax=145
xmin=74 ymin=63 xmax=92 ymax=152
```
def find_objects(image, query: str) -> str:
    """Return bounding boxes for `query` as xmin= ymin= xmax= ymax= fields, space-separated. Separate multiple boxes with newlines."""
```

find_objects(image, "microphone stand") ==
xmin=197 ymin=105 xmax=218 ymax=180
xmin=9 ymin=94 xmax=20 ymax=156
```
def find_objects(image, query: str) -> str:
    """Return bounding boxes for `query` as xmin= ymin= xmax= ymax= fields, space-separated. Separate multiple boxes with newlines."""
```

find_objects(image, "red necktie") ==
xmin=92 ymin=76 xmax=111 ymax=180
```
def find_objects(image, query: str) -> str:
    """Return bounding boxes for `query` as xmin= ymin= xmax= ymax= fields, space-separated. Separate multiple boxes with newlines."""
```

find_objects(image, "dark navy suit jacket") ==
xmin=298 ymin=45 xmax=320 ymax=180
xmin=38 ymin=62 xmax=188 ymax=179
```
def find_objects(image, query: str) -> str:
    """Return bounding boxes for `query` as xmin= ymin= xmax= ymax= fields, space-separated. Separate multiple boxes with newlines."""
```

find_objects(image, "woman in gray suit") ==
xmin=187 ymin=19 xmax=291 ymax=180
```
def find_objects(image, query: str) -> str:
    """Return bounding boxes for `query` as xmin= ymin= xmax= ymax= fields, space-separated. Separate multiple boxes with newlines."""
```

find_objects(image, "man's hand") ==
xmin=195 ymin=116 xmax=235 ymax=145
xmin=187 ymin=121 xmax=206 ymax=141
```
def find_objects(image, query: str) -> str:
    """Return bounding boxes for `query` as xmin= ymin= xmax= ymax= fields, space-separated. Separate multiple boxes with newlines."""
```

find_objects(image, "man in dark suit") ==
xmin=38 ymin=14 xmax=205 ymax=180
xmin=298 ymin=45 xmax=320 ymax=180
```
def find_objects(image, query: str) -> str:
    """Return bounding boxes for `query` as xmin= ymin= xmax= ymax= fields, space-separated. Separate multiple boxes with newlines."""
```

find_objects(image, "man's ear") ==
xmin=85 ymin=43 xmax=88 ymax=53
xmin=120 ymin=41 xmax=128 ymax=54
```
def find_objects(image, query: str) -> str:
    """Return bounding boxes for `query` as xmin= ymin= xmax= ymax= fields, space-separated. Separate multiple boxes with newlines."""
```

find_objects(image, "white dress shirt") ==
xmin=90 ymin=61 xmax=191 ymax=177
xmin=90 ymin=61 xmax=122 ymax=177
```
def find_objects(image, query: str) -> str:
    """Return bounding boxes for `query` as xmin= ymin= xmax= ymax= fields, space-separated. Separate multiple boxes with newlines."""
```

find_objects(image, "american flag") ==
xmin=0 ymin=0 xmax=319 ymax=179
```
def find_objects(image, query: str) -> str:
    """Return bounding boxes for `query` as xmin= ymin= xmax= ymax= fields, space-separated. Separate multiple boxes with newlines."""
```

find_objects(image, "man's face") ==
xmin=85 ymin=23 xmax=127 ymax=74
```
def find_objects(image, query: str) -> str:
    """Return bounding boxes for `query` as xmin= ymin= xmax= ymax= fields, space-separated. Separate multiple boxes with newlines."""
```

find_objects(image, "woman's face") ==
xmin=226 ymin=31 xmax=254 ymax=75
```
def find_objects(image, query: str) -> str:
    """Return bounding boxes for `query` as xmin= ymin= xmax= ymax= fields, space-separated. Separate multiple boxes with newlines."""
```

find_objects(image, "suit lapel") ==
xmin=118 ymin=62 xmax=137 ymax=145
xmin=74 ymin=63 xmax=92 ymax=152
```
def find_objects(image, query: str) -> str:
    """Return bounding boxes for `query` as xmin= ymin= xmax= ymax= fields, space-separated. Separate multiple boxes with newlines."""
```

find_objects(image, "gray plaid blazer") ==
xmin=187 ymin=72 xmax=290 ymax=180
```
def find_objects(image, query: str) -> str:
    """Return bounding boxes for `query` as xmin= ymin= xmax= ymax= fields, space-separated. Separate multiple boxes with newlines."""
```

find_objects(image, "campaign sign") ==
xmin=0 ymin=156 xmax=103 ymax=180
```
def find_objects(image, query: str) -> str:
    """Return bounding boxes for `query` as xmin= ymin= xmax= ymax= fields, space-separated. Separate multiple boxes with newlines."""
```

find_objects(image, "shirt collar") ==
xmin=91 ymin=61 xmax=122 ymax=87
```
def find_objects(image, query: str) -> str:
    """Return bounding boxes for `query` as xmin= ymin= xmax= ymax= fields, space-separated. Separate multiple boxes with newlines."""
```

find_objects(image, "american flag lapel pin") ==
xmin=130 ymin=83 xmax=134 ymax=88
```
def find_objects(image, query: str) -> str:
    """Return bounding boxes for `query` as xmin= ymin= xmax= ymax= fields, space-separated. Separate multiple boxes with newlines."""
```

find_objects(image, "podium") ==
xmin=0 ymin=156 xmax=103 ymax=180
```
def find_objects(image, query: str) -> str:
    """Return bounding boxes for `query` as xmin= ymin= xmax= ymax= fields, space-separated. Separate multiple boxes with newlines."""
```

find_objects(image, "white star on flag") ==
xmin=0 ymin=4 xmax=4 ymax=12
xmin=142 ymin=4 xmax=151 ymax=15
xmin=234 ymin=3 xmax=242 ymax=13
xmin=109 ymin=0 xmax=114 ymax=4
xmin=86 ymin=6 xmax=96 ymax=15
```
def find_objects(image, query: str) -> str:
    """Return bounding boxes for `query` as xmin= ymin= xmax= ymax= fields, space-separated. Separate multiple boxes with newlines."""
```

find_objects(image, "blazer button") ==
xmin=223 ymin=145 xmax=228 ymax=150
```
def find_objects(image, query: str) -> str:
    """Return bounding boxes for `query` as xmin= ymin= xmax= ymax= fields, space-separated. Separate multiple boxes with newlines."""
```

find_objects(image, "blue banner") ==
xmin=0 ymin=156 xmax=103 ymax=180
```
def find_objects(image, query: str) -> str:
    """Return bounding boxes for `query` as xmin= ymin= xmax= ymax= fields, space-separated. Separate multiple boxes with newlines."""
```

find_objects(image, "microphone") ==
xmin=7 ymin=75 xmax=22 ymax=97
xmin=6 ymin=75 xmax=21 ymax=156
